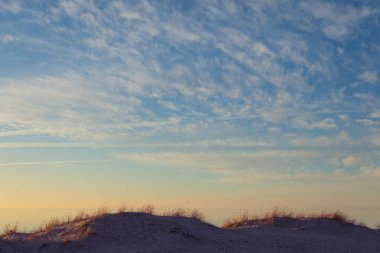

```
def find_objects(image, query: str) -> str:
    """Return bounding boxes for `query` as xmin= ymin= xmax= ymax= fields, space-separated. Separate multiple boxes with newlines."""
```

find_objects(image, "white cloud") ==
xmin=370 ymin=112 xmax=380 ymax=118
xmin=207 ymin=169 xmax=349 ymax=184
xmin=371 ymin=135 xmax=380 ymax=146
xmin=0 ymin=1 xmax=378 ymax=198
xmin=293 ymin=117 xmax=337 ymax=129
xmin=338 ymin=114 xmax=350 ymax=122
xmin=358 ymin=71 xmax=378 ymax=84
xmin=59 ymin=0 xmax=80 ymax=17
xmin=119 ymin=9 xmax=142 ymax=21
xmin=0 ymin=142 xmax=95 ymax=149
xmin=0 ymin=34 xmax=18 ymax=43
xmin=355 ymin=119 xmax=377 ymax=126
xmin=289 ymin=136 xmax=329 ymax=147
xmin=323 ymin=25 xmax=348 ymax=39
xmin=289 ymin=131 xmax=351 ymax=147
xmin=114 ymin=150 xmax=322 ymax=174
xmin=157 ymin=101 xmax=179 ymax=111
xmin=0 ymin=0 xmax=21 ymax=13
xmin=0 ymin=1 xmax=331 ymax=134
xmin=161 ymin=23 xmax=201 ymax=43
xmin=268 ymin=127 xmax=281 ymax=135
xmin=300 ymin=2 xmax=372 ymax=22
xmin=354 ymin=93 xmax=373 ymax=100
xmin=0 ymin=0 xmax=378 ymax=171
xmin=0 ymin=160 xmax=115 ymax=168
xmin=360 ymin=167 xmax=380 ymax=177
xmin=0 ymin=74 xmax=143 ymax=140
xmin=342 ymin=154 xmax=359 ymax=167
xmin=251 ymin=42 xmax=273 ymax=56
xmin=300 ymin=1 xmax=375 ymax=39
xmin=0 ymin=129 xmax=40 ymax=137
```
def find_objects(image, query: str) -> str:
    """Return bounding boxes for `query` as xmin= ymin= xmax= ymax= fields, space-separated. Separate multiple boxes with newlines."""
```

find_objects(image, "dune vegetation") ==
xmin=222 ymin=209 xmax=358 ymax=229
xmin=1 ymin=206 xmax=379 ymax=253
xmin=1 ymin=205 xmax=361 ymax=238
xmin=0 ymin=204 xmax=206 ymax=238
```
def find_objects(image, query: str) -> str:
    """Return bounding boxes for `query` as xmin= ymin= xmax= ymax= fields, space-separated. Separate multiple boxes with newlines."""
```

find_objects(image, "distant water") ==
xmin=0 ymin=208 xmax=379 ymax=232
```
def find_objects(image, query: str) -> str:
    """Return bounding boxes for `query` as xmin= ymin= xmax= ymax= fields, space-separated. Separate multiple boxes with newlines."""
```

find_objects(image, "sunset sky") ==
xmin=0 ymin=0 xmax=379 ymax=227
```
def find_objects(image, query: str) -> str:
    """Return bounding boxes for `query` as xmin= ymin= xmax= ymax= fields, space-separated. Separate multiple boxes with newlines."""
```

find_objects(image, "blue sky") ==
xmin=0 ymin=0 xmax=380 ymax=225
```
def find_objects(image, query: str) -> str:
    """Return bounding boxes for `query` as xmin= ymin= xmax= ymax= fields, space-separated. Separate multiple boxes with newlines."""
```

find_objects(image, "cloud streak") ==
xmin=0 ymin=160 xmax=116 ymax=168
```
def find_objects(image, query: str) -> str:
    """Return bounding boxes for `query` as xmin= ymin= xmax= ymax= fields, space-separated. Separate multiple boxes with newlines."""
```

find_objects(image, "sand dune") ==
xmin=1 ymin=212 xmax=379 ymax=253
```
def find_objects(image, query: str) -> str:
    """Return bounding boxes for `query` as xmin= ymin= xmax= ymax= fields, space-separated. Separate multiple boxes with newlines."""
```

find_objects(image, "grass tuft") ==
xmin=93 ymin=205 xmax=110 ymax=218
xmin=1 ymin=223 xmax=19 ymax=237
xmin=138 ymin=204 xmax=155 ymax=215
xmin=72 ymin=210 xmax=90 ymax=222
xmin=222 ymin=209 xmax=358 ymax=229
xmin=316 ymin=210 xmax=356 ymax=224
xmin=43 ymin=217 xmax=62 ymax=232
xmin=117 ymin=204 xmax=128 ymax=213
xmin=161 ymin=208 xmax=206 ymax=222
xmin=173 ymin=208 xmax=187 ymax=217
xmin=3 ymin=204 xmax=206 ymax=241
xmin=222 ymin=211 xmax=249 ymax=229
xmin=189 ymin=209 xmax=206 ymax=222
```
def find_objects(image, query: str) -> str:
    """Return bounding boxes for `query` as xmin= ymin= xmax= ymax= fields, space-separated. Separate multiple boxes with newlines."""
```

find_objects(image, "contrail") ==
xmin=0 ymin=160 xmax=117 ymax=167
xmin=0 ymin=142 xmax=94 ymax=148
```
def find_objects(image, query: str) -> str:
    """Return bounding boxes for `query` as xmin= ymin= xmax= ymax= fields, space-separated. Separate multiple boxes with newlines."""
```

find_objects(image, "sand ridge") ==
xmin=1 ymin=212 xmax=379 ymax=253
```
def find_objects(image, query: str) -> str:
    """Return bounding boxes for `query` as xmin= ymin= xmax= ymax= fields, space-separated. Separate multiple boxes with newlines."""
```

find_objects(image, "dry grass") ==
xmin=32 ymin=217 xmax=66 ymax=234
xmin=161 ymin=208 xmax=206 ymax=222
xmin=117 ymin=204 xmax=128 ymax=213
xmin=27 ymin=207 xmax=105 ymax=241
xmin=1 ymin=223 xmax=19 ymax=237
xmin=189 ymin=209 xmax=206 ymax=222
xmin=0 ymin=205 xmax=207 ymax=242
xmin=1 ymin=204 xmax=207 ymax=240
xmin=30 ymin=209 xmax=93 ymax=235
xmin=1 ymin=205 xmax=360 ymax=239
xmin=137 ymin=204 xmax=155 ymax=215
xmin=1 ymin=204 xmax=207 ymax=238
xmin=316 ymin=210 xmax=356 ymax=224
xmin=42 ymin=217 xmax=62 ymax=232
xmin=223 ymin=211 xmax=249 ymax=229
xmin=28 ymin=203 xmax=158 ymax=236
xmin=76 ymin=224 xmax=94 ymax=240
xmin=162 ymin=208 xmax=187 ymax=217
xmin=72 ymin=209 xmax=90 ymax=222
xmin=93 ymin=205 xmax=110 ymax=218
xmin=222 ymin=209 xmax=358 ymax=229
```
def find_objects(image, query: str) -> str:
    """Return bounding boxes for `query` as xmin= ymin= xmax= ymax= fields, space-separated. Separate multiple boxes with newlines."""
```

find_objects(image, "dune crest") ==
xmin=1 ymin=212 xmax=379 ymax=253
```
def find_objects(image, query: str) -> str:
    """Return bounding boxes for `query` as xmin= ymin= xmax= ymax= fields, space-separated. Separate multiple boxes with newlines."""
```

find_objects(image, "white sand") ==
xmin=1 ymin=212 xmax=379 ymax=253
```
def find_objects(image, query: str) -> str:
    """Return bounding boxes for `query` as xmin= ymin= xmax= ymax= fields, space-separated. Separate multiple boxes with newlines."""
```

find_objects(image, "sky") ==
xmin=0 ymin=0 xmax=380 ymax=227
